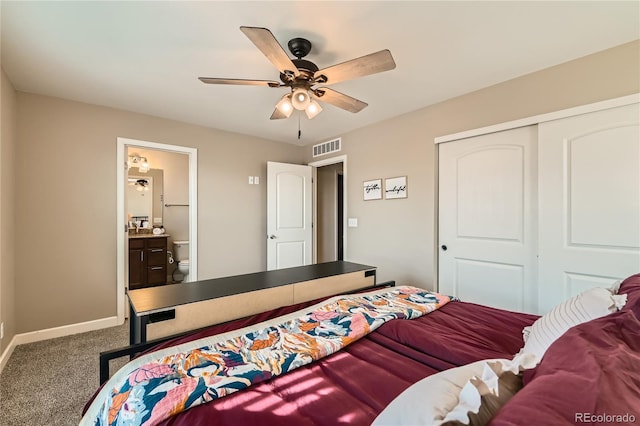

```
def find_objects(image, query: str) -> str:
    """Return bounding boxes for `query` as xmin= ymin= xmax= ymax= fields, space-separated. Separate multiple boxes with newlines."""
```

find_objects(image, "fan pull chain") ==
xmin=298 ymin=113 xmax=301 ymax=140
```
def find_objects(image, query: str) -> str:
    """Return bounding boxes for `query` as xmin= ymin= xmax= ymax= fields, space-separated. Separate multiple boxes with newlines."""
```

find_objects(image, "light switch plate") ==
xmin=248 ymin=176 xmax=254 ymax=184
xmin=348 ymin=218 xmax=358 ymax=227
xmin=254 ymin=176 xmax=260 ymax=185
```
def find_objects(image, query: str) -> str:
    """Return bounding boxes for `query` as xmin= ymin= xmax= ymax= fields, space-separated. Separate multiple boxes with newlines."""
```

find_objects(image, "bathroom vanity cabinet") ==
xmin=129 ymin=235 xmax=168 ymax=290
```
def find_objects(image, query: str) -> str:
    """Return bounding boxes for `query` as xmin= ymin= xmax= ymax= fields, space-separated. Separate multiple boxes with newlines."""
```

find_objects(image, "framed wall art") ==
xmin=385 ymin=176 xmax=407 ymax=199
xmin=363 ymin=179 xmax=382 ymax=200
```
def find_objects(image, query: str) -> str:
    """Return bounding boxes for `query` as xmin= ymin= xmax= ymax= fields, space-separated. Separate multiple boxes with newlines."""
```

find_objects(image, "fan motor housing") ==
xmin=278 ymin=37 xmax=318 ymax=86
xmin=280 ymin=58 xmax=318 ymax=85
xmin=293 ymin=59 xmax=318 ymax=73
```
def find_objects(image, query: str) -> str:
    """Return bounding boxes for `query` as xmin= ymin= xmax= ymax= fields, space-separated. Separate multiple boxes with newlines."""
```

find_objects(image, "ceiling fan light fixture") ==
xmin=291 ymin=88 xmax=311 ymax=110
xmin=305 ymin=99 xmax=323 ymax=119
xmin=275 ymin=94 xmax=294 ymax=118
xmin=139 ymin=159 xmax=149 ymax=173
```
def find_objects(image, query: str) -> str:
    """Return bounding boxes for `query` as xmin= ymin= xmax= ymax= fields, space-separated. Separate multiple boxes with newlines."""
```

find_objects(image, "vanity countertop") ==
xmin=128 ymin=233 xmax=170 ymax=239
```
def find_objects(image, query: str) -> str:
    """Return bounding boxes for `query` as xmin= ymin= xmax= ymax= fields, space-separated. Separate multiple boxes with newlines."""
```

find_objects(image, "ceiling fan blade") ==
xmin=313 ymin=88 xmax=368 ymax=113
xmin=240 ymin=26 xmax=300 ymax=77
xmin=198 ymin=77 xmax=281 ymax=87
xmin=314 ymin=50 xmax=396 ymax=85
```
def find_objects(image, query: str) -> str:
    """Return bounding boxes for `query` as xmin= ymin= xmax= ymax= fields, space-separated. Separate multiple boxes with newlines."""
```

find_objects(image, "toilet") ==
xmin=173 ymin=240 xmax=190 ymax=282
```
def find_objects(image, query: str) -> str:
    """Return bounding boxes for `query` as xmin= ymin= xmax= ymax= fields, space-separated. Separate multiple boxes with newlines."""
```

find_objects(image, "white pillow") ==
xmin=372 ymin=360 xmax=492 ymax=426
xmin=371 ymin=354 xmax=536 ymax=426
xmin=520 ymin=285 xmax=627 ymax=361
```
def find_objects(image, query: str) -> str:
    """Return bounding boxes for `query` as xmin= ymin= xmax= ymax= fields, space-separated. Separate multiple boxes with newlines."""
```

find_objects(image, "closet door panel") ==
xmin=438 ymin=126 xmax=538 ymax=313
xmin=456 ymin=147 xmax=524 ymax=241
xmin=569 ymin=126 xmax=639 ymax=248
xmin=538 ymin=103 xmax=640 ymax=313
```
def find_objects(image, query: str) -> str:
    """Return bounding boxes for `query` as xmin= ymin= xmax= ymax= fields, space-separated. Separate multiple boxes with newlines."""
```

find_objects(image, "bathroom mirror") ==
xmin=128 ymin=167 xmax=164 ymax=226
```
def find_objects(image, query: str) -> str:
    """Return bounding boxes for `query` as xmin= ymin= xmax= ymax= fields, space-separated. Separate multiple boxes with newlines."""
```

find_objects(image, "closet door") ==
xmin=438 ymin=126 xmax=538 ymax=313
xmin=538 ymin=103 xmax=640 ymax=313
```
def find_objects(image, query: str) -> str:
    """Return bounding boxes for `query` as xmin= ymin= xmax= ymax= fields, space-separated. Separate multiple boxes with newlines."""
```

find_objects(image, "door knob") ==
xmin=268 ymin=234 xmax=277 ymax=239
xmin=441 ymin=245 xmax=447 ymax=251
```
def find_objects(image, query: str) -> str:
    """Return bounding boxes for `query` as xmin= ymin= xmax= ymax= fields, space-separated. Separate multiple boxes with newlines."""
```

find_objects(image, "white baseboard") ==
xmin=0 ymin=335 xmax=18 ymax=374
xmin=0 ymin=316 xmax=121 ymax=374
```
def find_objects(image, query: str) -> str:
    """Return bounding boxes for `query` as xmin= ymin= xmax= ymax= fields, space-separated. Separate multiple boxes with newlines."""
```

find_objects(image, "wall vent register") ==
xmin=313 ymin=137 xmax=341 ymax=157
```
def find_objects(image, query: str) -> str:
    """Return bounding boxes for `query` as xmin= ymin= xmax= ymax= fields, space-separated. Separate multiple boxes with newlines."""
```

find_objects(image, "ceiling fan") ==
xmin=199 ymin=26 xmax=396 ymax=120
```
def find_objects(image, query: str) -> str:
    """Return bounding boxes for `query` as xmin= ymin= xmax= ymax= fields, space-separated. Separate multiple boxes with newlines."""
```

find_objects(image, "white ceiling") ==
xmin=2 ymin=1 xmax=638 ymax=145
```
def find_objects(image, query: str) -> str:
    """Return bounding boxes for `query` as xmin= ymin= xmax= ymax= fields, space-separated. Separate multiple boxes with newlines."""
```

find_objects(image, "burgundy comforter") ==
xmin=139 ymin=294 xmax=538 ymax=425
xmin=88 ymin=276 xmax=640 ymax=425
xmin=490 ymin=274 xmax=640 ymax=425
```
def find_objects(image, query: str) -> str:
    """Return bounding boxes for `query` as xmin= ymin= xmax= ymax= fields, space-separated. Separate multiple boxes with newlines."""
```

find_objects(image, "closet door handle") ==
xmin=150 ymin=267 xmax=163 ymax=270
xmin=140 ymin=251 xmax=144 ymax=261
xmin=150 ymin=249 xmax=163 ymax=253
xmin=441 ymin=245 xmax=448 ymax=251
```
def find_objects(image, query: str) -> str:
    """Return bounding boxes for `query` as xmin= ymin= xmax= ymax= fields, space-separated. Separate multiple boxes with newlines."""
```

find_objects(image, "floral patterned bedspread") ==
xmin=81 ymin=286 xmax=453 ymax=426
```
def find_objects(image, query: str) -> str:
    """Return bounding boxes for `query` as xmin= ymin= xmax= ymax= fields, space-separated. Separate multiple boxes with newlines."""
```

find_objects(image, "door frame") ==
xmin=116 ymin=137 xmax=198 ymax=323
xmin=309 ymin=155 xmax=348 ymax=263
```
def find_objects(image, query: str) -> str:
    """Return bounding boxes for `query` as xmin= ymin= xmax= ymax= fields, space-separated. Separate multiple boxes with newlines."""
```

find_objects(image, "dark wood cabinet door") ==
xmin=129 ymin=248 xmax=145 ymax=290
xmin=129 ymin=236 xmax=168 ymax=289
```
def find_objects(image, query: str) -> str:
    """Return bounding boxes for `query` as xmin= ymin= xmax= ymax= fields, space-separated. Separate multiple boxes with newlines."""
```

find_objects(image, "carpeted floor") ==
xmin=0 ymin=321 xmax=129 ymax=425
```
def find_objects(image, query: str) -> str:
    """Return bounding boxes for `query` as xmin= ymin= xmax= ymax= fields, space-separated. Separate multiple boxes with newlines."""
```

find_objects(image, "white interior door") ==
xmin=267 ymin=161 xmax=313 ymax=270
xmin=537 ymin=103 xmax=640 ymax=313
xmin=439 ymin=126 xmax=538 ymax=313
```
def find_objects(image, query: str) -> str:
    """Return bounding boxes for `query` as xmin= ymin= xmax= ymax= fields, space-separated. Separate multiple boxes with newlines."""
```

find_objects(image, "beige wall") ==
xmin=1 ymin=67 xmax=17 ymax=352
xmin=305 ymin=40 xmax=640 ymax=290
xmin=14 ymin=94 xmax=305 ymax=333
xmin=5 ymin=40 xmax=640 ymax=336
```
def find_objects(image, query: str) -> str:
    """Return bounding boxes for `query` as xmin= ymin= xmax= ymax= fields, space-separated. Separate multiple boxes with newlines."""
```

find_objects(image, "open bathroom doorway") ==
xmin=116 ymin=137 xmax=198 ymax=324
xmin=309 ymin=155 xmax=347 ymax=264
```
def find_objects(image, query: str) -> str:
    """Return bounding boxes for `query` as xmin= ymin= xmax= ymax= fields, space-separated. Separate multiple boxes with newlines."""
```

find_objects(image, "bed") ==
xmin=82 ymin=274 xmax=640 ymax=425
